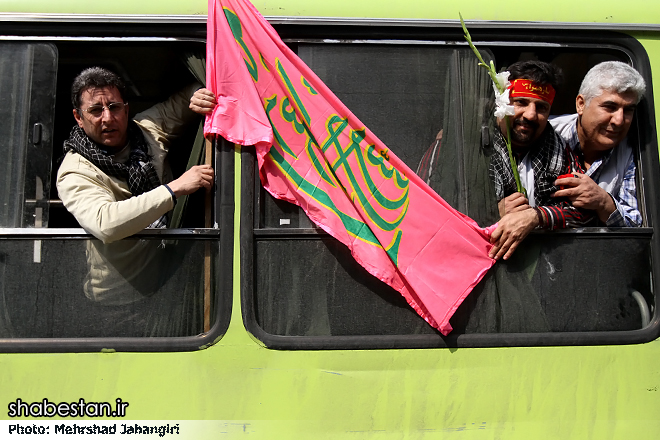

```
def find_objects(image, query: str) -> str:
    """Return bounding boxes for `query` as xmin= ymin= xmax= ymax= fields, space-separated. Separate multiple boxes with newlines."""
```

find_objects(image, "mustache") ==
xmin=512 ymin=117 xmax=539 ymax=131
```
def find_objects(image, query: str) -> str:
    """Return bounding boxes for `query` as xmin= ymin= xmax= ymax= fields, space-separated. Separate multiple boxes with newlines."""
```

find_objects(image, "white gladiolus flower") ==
xmin=494 ymin=104 xmax=514 ymax=119
xmin=494 ymin=71 xmax=511 ymax=91
xmin=494 ymin=88 xmax=514 ymax=119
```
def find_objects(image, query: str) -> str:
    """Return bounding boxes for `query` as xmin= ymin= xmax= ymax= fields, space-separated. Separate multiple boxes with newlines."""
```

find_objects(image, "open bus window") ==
xmin=244 ymin=35 xmax=657 ymax=348
xmin=0 ymin=39 xmax=231 ymax=347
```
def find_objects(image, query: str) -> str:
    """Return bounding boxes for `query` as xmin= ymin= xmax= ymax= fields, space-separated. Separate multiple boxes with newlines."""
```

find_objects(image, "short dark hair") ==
xmin=71 ymin=67 xmax=126 ymax=109
xmin=507 ymin=60 xmax=564 ymax=90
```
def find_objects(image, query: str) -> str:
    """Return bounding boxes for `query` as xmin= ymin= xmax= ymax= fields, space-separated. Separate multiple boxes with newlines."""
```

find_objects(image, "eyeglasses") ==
xmin=79 ymin=102 xmax=127 ymax=118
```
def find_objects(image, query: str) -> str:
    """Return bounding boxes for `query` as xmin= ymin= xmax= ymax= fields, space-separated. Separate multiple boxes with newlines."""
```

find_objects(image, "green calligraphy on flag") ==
xmin=225 ymin=8 xmax=408 ymax=263
xmin=224 ymin=8 xmax=259 ymax=81
xmin=269 ymin=146 xmax=403 ymax=264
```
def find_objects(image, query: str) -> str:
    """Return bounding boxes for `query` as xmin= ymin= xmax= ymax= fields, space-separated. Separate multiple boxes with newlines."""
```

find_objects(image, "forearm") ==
xmin=80 ymin=186 xmax=174 ymax=243
xmin=58 ymin=171 xmax=174 ymax=243
xmin=134 ymin=83 xmax=203 ymax=147
xmin=605 ymin=162 xmax=642 ymax=227
xmin=605 ymin=196 xmax=642 ymax=227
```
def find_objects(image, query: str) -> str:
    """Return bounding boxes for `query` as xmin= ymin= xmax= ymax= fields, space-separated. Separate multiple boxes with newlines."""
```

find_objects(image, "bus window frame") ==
xmin=0 ymin=24 xmax=233 ymax=353
xmin=241 ymin=26 xmax=660 ymax=349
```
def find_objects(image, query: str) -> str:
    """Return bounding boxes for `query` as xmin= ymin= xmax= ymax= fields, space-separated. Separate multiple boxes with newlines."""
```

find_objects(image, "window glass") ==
xmin=0 ymin=43 xmax=57 ymax=228
xmin=451 ymin=234 xmax=651 ymax=333
xmin=255 ymin=239 xmax=437 ymax=336
xmin=0 ymin=237 xmax=218 ymax=338
xmin=248 ymin=41 xmax=655 ymax=345
xmin=254 ymin=235 xmax=650 ymax=337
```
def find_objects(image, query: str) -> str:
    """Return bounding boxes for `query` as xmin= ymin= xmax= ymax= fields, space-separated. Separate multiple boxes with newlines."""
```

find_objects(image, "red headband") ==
xmin=509 ymin=79 xmax=555 ymax=105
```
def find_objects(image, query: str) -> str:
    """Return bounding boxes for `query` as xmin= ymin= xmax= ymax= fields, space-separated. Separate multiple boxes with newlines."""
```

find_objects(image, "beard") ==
xmin=510 ymin=117 xmax=540 ymax=147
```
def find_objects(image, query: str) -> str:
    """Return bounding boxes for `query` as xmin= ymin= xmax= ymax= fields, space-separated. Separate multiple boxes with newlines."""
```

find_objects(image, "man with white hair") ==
xmin=551 ymin=61 xmax=646 ymax=226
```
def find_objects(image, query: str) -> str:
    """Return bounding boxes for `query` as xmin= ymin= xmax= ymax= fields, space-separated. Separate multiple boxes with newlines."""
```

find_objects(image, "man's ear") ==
xmin=73 ymin=108 xmax=84 ymax=128
xmin=576 ymin=95 xmax=586 ymax=116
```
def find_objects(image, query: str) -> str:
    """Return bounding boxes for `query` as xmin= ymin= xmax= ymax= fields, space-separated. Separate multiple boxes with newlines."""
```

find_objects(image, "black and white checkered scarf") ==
xmin=63 ymin=121 xmax=167 ymax=228
xmin=63 ymin=121 xmax=162 ymax=196
xmin=489 ymin=123 xmax=566 ymax=205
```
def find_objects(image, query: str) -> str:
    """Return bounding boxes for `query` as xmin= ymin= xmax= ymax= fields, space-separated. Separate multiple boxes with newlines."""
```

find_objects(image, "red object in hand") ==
xmin=557 ymin=173 xmax=574 ymax=190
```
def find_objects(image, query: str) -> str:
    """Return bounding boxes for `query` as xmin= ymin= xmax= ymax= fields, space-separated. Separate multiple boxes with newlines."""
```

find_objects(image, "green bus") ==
xmin=0 ymin=0 xmax=658 ymax=438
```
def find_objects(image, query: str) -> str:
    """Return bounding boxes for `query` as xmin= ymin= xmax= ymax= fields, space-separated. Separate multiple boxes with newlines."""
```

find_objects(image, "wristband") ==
xmin=534 ymin=207 xmax=545 ymax=229
xmin=163 ymin=184 xmax=177 ymax=206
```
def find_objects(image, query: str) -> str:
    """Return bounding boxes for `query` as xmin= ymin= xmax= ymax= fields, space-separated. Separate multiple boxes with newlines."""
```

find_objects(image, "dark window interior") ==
xmin=49 ymin=41 xmax=208 ymax=229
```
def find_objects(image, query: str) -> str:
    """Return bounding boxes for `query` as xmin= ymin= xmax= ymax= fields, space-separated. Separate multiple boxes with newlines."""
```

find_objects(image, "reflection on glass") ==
xmin=0 ymin=239 xmax=215 ymax=338
xmin=255 ymin=235 xmax=651 ymax=337
xmin=0 ymin=43 xmax=57 ymax=228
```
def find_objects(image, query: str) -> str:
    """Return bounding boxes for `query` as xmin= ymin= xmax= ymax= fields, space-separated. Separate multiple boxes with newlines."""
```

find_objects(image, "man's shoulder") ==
xmin=548 ymin=114 xmax=578 ymax=150
xmin=57 ymin=151 xmax=111 ymax=186
xmin=549 ymin=113 xmax=578 ymax=124
xmin=133 ymin=82 xmax=201 ymax=125
xmin=58 ymin=150 xmax=97 ymax=175
xmin=549 ymin=113 xmax=577 ymax=135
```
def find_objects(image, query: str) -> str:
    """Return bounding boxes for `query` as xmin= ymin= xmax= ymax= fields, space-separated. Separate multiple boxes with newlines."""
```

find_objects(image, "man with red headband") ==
xmin=488 ymin=60 xmax=592 ymax=260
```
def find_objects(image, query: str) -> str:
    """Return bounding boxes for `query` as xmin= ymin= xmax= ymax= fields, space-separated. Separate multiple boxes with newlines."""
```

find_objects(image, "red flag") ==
xmin=205 ymin=0 xmax=496 ymax=335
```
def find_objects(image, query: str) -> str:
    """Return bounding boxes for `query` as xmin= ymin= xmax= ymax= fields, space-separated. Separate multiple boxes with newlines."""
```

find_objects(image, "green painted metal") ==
xmin=254 ymin=0 xmax=660 ymax=24
xmin=0 ymin=0 xmax=208 ymax=15
xmin=0 ymin=0 xmax=658 ymax=25
xmin=634 ymin=35 xmax=660 ymax=159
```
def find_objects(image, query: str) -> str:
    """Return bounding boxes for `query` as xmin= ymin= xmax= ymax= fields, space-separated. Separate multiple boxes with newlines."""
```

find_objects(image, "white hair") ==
xmin=579 ymin=61 xmax=646 ymax=106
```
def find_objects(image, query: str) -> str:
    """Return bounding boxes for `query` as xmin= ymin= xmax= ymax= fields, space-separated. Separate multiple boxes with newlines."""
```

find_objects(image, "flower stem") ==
xmin=504 ymin=118 xmax=526 ymax=195
xmin=460 ymin=13 xmax=525 ymax=197
xmin=459 ymin=15 xmax=501 ymax=92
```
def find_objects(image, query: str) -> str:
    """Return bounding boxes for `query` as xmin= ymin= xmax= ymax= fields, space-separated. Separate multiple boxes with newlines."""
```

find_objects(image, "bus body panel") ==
xmin=0 ymin=0 xmax=656 ymax=24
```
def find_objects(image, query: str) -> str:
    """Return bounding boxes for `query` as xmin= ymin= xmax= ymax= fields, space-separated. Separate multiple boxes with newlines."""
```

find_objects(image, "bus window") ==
xmin=243 ymin=32 xmax=656 ymax=349
xmin=0 ymin=39 xmax=231 ymax=348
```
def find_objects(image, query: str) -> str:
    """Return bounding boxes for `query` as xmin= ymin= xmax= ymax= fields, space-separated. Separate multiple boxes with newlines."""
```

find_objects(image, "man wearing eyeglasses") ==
xmin=54 ymin=67 xmax=217 ymax=316
xmin=57 ymin=67 xmax=214 ymax=244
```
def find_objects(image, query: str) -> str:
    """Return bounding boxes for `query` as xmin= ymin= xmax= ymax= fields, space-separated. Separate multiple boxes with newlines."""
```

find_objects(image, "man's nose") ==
xmin=611 ymin=107 xmax=625 ymax=126
xmin=522 ymin=103 xmax=538 ymax=121
xmin=100 ymin=106 xmax=115 ymax=122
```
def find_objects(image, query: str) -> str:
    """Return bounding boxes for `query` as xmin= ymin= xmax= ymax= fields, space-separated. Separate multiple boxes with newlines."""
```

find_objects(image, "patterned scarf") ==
xmin=63 ymin=121 xmax=167 ymax=228
xmin=63 ymin=121 xmax=161 ymax=196
xmin=489 ymin=123 xmax=566 ymax=206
